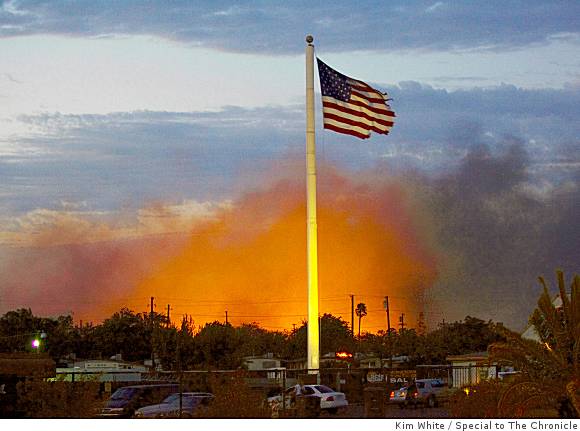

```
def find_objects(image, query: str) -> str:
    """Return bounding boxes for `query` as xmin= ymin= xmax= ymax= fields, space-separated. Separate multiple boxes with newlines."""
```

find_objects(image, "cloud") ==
xmin=0 ymin=199 xmax=232 ymax=246
xmin=425 ymin=2 xmax=445 ymax=13
xmin=0 ymin=145 xmax=578 ymax=330
xmin=0 ymin=1 xmax=578 ymax=54
xmin=2 ymin=82 xmax=578 ymax=218
xmin=1 ymin=73 xmax=21 ymax=84
xmin=412 ymin=142 xmax=580 ymax=328
xmin=1 ymin=107 xmax=303 ymax=214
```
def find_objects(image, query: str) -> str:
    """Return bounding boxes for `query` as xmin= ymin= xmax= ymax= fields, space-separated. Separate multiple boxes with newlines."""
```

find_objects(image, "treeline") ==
xmin=0 ymin=307 xmax=504 ymax=369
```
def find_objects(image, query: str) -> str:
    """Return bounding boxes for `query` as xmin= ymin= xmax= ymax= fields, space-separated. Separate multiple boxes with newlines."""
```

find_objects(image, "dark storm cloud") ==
xmin=0 ymin=1 xmax=578 ymax=54
xmin=386 ymin=82 xmax=580 ymax=163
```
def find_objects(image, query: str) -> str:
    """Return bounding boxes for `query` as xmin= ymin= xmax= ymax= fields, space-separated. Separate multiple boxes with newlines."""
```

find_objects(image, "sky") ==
xmin=0 ymin=0 xmax=579 ymax=332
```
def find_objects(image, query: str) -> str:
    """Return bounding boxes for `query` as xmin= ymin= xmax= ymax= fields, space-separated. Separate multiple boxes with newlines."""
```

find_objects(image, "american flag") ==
xmin=317 ymin=58 xmax=395 ymax=139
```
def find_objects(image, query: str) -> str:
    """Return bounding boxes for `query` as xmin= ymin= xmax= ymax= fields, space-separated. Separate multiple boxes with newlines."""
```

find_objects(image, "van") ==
xmin=98 ymin=383 xmax=179 ymax=418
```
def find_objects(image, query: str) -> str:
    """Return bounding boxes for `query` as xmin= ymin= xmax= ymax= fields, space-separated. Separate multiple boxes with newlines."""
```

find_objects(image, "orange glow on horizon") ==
xmin=1 ymin=165 xmax=438 ymax=333
xmin=115 ymin=171 xmax=438 ymax=333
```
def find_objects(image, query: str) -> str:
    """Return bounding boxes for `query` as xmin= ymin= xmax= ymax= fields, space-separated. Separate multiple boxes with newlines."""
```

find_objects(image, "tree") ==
xmin=490 ymin=270 xmax=580 ymax=417
xmin=320 ymin=313 xmax=355 ymax=354
xmin=282 ymin=314 xmax=355 ymax=360
xmin=420 ymin=316 xmax=504 ymax=364
xmin=0 ymin=309 xmax=78 ymax=360
xmin=0 ymin=308 xmax=43 ymax=353
xmin=92 ymin=308 xmax=153 ymax=362
xmin=355 ymin=303 xmax=367 ymax=337
xmin=194 ymin=321 xmax=239 ymax=369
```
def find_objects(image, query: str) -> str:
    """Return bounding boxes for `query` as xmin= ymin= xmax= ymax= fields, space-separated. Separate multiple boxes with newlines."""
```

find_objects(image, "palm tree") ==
xmin=355 ymin=303 xmax=367 ymax=338
xmin=489 ymin=270 xmax=580 ymax=417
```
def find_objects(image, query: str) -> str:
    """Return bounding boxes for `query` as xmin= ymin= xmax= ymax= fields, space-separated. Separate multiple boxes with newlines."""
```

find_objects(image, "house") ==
xmin=242 ymin=354 xmax=287 ymax=389
xmin=446 ymin=352 xmax=497 ymax=388
xmin=55 ymin=359 xmax=147 ymax=382
xmin=243 ymin=353 xmax=281 ymax=371
xmin=359 ymin=354 xmax=410 ymax=369
xmin=282 ymin=352 xmax=354 ymax=371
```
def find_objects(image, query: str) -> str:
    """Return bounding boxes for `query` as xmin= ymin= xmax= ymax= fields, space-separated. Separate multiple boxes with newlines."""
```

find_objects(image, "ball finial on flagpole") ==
xmin=306 ymin=35 xmax=314 ymax=44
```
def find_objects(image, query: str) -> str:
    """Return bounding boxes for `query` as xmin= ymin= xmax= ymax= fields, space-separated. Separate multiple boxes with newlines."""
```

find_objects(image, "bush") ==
xmin=16 ymin=378 xmax=103 ymax=418
xmin=449 ymin=379 xmax=559 ymax=418
xmin=449 ymin=381 xmax=503 ymax=418
xmin=198 ymin=372 xmax=270 ymax=418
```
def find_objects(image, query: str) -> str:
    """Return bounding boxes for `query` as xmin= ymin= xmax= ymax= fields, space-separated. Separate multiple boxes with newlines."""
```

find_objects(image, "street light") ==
xmin=31 ymin=332 xmax=47 ymax=351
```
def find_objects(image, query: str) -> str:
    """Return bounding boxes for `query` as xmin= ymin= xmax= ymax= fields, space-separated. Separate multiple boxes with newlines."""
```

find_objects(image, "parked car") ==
xmin=267 ymin=384 xmax=348 ymax=415
xmin=133 ymin=392 xmax=214 ymax=418
xmin=98 ymin=383 xmax=179 ymax=418
xmin=390 ymin=378 xmax=448 ymax=408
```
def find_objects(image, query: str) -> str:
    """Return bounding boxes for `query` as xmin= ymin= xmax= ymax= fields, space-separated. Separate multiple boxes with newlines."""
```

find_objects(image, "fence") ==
xmin=3 ymin=364 xmax=505 ymax=418
xmin=51 ymin=364 xmax=500 ymax=395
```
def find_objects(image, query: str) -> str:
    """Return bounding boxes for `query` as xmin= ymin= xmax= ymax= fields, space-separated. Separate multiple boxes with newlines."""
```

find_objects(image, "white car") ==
xmin=134 ymin=392 xmax=213 ymax=418
xmin=268 ymin=384 xmax=348 ymax=415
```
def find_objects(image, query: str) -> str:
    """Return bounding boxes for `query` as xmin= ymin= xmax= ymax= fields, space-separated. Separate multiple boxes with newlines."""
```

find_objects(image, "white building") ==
xmin=446 ymin=352 xmax=496 ymax=388
xmin=56 ymin=359 xmax=148 ymax=382
xmin=243 ymin=353 xmax=281 ymax=371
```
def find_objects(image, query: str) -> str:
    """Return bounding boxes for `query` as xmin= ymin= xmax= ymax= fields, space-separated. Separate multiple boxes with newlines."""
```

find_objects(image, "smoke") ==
xmin=129 ymin=165 xmax=438 ymax=332
xmin=0 ymin=143 xmax=578 ymax=332
xmin=418 ymin=138 xmax=580 ymax=328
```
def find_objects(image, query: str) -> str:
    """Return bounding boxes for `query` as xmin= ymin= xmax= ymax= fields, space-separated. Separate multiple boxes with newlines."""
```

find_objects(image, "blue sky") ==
xmin=0 ymin=0 xmax=579 ymax=327
xmin=0 ymin=1 xmax=578 ymax=215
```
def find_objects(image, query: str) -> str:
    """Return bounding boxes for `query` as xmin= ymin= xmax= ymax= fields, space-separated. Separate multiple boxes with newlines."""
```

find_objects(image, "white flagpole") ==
xmin=305 ymin=35 xmax=319 ymax=374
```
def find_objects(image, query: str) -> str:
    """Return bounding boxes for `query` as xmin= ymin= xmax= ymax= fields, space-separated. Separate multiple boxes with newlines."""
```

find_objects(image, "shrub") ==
xmin=16 ymin=378 xmax=103 ymax=418
xmin=449 ymin=379 xmax=559 ymax=418
xmin=198 ymin=372 xmax=270 ymax=418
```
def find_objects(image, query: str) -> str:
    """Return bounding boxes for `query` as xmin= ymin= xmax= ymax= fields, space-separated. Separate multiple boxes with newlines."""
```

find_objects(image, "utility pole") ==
xmin=150 ymin=297 xmax=155 ymax=370
xmin=349 ymin=294 xmax=355 ymax=336
xmin=383 ymin=296 xmax=393 ymax=369
xmin=399 ymin=313 xmax=406 ymax=331
xmin=383 ymin=296 xmax=391 ymax=333
xmin=225 ymin=310 xmax=228 ymax=325
xmin=167 ymin=304 xmax=171 ymax=328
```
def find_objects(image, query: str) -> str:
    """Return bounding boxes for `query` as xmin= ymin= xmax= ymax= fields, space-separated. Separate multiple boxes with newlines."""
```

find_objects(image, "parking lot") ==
xmin=330 ymin=403 xmax=450 ymax=419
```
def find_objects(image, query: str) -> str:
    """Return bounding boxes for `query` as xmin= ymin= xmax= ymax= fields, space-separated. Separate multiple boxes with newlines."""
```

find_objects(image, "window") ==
xmin=111 ymin=387 xmax=137 ymax=400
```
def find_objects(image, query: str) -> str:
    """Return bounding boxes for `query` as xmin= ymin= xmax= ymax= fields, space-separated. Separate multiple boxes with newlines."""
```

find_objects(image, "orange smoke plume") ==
xmin=0 ymin=164 xmax=437 ymax=333
xmin=125 ymin=166 xmax=438 ymax=332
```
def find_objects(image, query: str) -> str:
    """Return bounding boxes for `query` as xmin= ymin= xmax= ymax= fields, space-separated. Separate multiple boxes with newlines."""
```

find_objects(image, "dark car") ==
xmin=98 ymin=384 xmax=179 ymax=418
xmin=133 ymin=392 xmax=214 ymax=418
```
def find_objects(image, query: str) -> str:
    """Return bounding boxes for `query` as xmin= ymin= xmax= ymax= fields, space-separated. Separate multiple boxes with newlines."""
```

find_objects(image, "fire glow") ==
xmin=0 ymin=166 xmax=438 ymax=332
xmin=128 ymin=167 xmax=438 ymax=332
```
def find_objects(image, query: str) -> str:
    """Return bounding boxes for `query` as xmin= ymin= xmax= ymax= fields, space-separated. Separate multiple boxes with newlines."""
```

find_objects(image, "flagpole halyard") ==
xmin=305 ymin=34 xmax=320 ymax=375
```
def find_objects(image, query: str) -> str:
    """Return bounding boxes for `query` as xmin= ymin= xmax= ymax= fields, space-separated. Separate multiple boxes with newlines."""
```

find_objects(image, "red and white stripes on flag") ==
xmin=317 ymin=58 xmax=395 ymax=140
